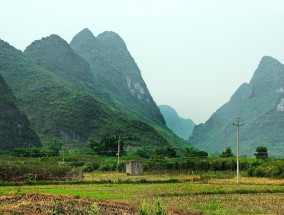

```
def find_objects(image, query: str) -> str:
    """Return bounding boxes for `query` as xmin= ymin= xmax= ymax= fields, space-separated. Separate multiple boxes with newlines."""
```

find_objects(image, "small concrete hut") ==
xmin=126 ymin=160 xmax=143 ymax=175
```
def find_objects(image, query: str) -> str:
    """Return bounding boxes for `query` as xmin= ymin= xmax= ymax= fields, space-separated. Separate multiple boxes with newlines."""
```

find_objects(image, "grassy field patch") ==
xmin=0 ymin=172 xmax=284 ymax=214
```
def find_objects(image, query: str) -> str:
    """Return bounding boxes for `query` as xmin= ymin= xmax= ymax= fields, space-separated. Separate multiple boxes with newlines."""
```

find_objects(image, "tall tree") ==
xmin=220 ymin=147 xmax=234 ymax=157
xmin=254 ymin=146 xmax=268 ymax=159
xmin=88 ymin=135 xmax=124 ymax=157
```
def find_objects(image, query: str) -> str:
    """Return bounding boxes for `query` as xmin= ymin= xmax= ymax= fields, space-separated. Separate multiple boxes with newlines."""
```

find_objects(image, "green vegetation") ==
xmin=220 ymin=147 xmax=234 ymax=157
xmin=1 ymin=31 xmax=284 ymax=214
xmin=24 ymin=34 xmax=111 ymax=105
xmin=139 ymin=200 xmax=151 ymax=215
xmin=154 ymin=146 xmax=177 ymax=158
xmin=184 ymin=147 xmax=208 ymax=158
xmin=0 ymin=161 xmax=82 ymax=181
xmin=0 ymin=39 xmax=178 ymax=151
xmin=254 ymin=146 xmax=268 ymax=159
xmin=0 ymin=72 xmax=40 ymax=150
xmin=247 ymin=159 xmax=284 ymax=178
xmin=88 ymin=134 xmax=124 ymax=156
xmin=0 ymin=155 xmax=283 ymax=181
xmin=0 ymin=173 xmax=284 ymax=214
xmin=70 ymin=28 xmax=165 ymax=126
xmin=12 ymin=140 xmax=63 ymax=157
xmin=0 ymin=153 xmax=283 ymax=214
xmin=138 ymin=199 xmax=167 ymax=215
xmin=69 ymin=28 xmax=190 ymax=149
xmin=152 ymin=198 xmax=167 ymax=215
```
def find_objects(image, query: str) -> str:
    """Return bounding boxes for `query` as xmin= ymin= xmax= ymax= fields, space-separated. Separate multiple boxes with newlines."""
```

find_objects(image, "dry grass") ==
xmin=83 ymin=172 xmax=195 ymax=182
xmin=84 ymin=172 xmax=284 ymax=185
xmin=209 ymin=176 xmax=284 ymax=185
xmin=157 ymin=193 xmax=284 ymax=214
xmin=0 ymin=194 xmax=137 ymax=214
xmin=2 ymin=181 xmax=284 ymax=214
xmin=0 ymin=194 xmax=197 ymax=215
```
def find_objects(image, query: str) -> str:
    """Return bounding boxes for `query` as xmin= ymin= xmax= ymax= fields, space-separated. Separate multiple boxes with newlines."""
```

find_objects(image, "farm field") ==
xmin=0 ymin=172 xmax=284 ymax=214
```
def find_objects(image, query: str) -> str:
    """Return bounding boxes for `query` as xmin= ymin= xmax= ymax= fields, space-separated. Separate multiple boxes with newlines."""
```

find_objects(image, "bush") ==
xmin=82 ymin=162 xmax=100 ymax=172
xmin=12 ymin=140 xmax=63 ymax=158
xmin=153 ymin=198 xmax=167 ymax=215
xmin=139 ymin=200 xmax=150 ymax=215
xmin=220 ymin=147 xmax=234 ymax=157
xmin=133 ymin=148 xmax=152 ymax=159
xmin=185 ymin=147 xmax=208 ymax=158
xmin=253 ymin=146 xmax=268 ymax=159
xmin=247 ymin=160 xmax=284 ymax=178
xmin=0 ymin=161 xmax=81 ymax=181
xmin=88 ymin=135 xmax=125 ymax=157
xmin=91 ymin=202 xmax=100 ymax=214
xmin=138 ymin=199 xmax=168 ymax=215
xmin=154 ymin=146 xmax=178 ymax=159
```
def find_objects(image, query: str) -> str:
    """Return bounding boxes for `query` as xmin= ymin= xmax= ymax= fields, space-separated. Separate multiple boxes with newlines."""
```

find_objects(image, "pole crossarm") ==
xmin=233 ymin=117 xmax=244 ymax=184
xmin=233 ymin=117 xmax=244 ymax=127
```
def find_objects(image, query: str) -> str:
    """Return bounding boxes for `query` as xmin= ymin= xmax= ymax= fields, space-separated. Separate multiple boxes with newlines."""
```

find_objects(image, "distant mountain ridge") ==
xmin=24 ymin=34 xmax=112 ymax=104
xmin=70 ymin=28 xmax=165 ymax=125
xmin=0 ymin=38 xmax=170 ymax=149
xmin=159 ymin=105 xmax=195 ymax=140
xmin=189 ymin=56 xmax=284 ymax=156
xmin=0 ymin=27 xmax=190 ymax=151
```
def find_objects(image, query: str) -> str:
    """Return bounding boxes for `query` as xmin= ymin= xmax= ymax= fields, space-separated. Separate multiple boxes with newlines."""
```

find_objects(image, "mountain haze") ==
xmin=189 ymin=56 xmax=284 ymax=156
xmin=159 ymin=105 xmax=195 ymax=140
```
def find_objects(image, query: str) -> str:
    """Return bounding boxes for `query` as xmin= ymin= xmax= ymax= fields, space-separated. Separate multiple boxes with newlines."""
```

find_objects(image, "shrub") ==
xmin=247 ymin=160 xmax=284 ymax=178
xmin=88 ymin=135 xmax=125 ymax=157
xmin=220 ymin=147 xmax=234 ymax=157
xmin=153 ymin=198 xmax=167 ymax=215
xmin=138 ymin=199 xmax=168 ymax=215
xmin=139 ymin=200 xmax=150 ymax=215
xmin=0 ymin=161 xmax=81 ymax=181
xmin=253 ymin=146 xmax=268 ymax=159
xmin=91 ymin=202 xmax=100 ymax=215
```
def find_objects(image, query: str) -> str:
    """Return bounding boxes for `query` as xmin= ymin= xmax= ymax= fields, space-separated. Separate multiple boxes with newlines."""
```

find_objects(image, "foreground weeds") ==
xmin=159 ymin=193 xmax=284 ymax=214
xmin=0 ymin=194 xmax=137 ymax=214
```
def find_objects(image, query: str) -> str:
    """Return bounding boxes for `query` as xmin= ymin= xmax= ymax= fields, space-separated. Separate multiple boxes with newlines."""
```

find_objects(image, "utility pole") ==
xmin=18 ymin=124 xmax=22 ymax=135
xmin=62 ymin=139 xmax=65 ymax=164
xmin=233 ymin=117 xmax=244 ymax=184
xmin=116 ymin=136 xmax=121 ymax=172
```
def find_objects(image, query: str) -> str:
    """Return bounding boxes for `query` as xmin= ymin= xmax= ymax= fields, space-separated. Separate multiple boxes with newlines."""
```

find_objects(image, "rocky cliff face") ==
xmin=70 ymin=28 xmax=165 ymax=125
xmin=159 ymin=105 xmax=195 ymax=140
xmin=189 ymin=56 xmax=284 ymax=156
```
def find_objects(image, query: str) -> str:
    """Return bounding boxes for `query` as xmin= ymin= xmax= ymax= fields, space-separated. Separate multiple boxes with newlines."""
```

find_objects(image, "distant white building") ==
xmin=126 ymin=160 xmax=143 ymax=175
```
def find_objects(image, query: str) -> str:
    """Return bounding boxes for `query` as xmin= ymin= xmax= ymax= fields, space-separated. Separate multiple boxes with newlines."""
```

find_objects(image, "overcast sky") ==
xmin=1 ymin=0 xmax=284 ymax=124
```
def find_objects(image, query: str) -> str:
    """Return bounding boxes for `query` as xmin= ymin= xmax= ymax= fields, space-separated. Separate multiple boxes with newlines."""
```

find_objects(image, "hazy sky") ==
xmin=1 ymin=0 xmax=284 ymax=124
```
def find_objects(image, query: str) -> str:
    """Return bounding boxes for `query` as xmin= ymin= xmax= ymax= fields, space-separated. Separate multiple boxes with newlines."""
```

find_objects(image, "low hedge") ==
xmin=0 ymin=161 xmax=83 ymax=181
